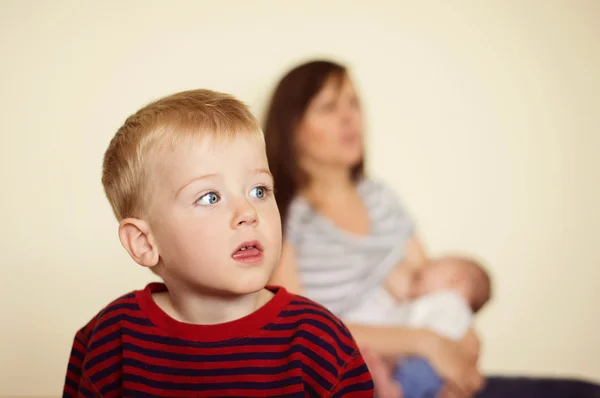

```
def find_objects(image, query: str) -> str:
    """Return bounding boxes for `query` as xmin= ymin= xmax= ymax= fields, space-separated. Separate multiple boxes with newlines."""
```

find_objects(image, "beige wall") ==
xmin=1 ymin=0 xmax=598 ymax=395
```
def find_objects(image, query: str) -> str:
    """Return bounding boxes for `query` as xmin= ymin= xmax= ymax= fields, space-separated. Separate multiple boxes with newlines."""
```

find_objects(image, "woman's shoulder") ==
xmin=284 ymin=195 xmax=314 ymax=241
xmin=287 ymin=194 xmax=312 ymax=220
xmin=358 ymin=176 xmax=416 ymax=227
xmin=357 ymin=177 xmax=403 ymax=204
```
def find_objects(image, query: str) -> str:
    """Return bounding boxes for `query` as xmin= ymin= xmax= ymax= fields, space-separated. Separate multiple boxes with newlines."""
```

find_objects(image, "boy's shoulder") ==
xmin=276 ymin=291 xmax=359 ymax=352
xmin=75 ymin=286 xmax=147 ymax=341
xmin=283 ymin=292 xmax=351 ymax=329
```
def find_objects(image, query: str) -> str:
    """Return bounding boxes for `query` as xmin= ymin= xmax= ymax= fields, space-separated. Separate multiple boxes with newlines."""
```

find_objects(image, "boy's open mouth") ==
xmin=232 ymin=240 xmax=264 ymax=262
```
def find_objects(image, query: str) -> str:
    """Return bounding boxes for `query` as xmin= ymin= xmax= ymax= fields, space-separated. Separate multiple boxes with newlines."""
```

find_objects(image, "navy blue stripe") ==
xmin=87 ymin=329 xmax=339 ymax=365
xmin=297 ymin=337 xmax=342 ymax=373
xmin=63 ymin=377 xmax=79 ymax=396
xmin=78 ymin=386 xmax=94 ymax=397
xmin=271 ymin=394 xmax=305 ymax=398
xmin=122 ymin=357 xmax=304 ymax=377
xmin=94 ymin=312 xmax=154 ymax=336
xmin=123 ymin=327 xmax=294 ymax=349
xmin=67 ymin=363 xmax=81 ymax=376
xmin=288 ymin=299 xmax=343 ymax=320
xmin=70 ymin=345 xmax=85 ymax=362
xmin=267 ymin=318 xmax=355 ymax=357
xmin=332 ymin=380 xmax=374 ymax=397
xmin=122 ymin=390 xmax=157 ymax=398
xmin=279 ymin=307 xmax=353 ymax=340
xmin=94 ymin=300 xmax=139 ymax=324
xmin=121 ymin=389 xmax=305 ymax=398
xmin=303 ymin=361 xmax=333 ymax=391
xmin=283 ymin=329 xmax=347 ymax=367
xmin=304 ymin=382 xmax=319 ymax=397
xmin=88 ymin=330 xmax=122 ymax=353
xmin=98 ymin=378 xmax=122 ymax=396
xmin=85 ymin=345 xmax=121 ymax=370
xmin=341 ymin=359 xmax=369 ymax=381
xmin=120 ymin=341 xmax=304 ymax=362
xmin=89 ymin=361 xmax=122 ymax=384
xmin=122 ymin=373 xmax=303 ymax=391
xmin=102 ymin=301 xmax=139 ymax=315
xmin=75 ymin=335 xmax=88 ymax=349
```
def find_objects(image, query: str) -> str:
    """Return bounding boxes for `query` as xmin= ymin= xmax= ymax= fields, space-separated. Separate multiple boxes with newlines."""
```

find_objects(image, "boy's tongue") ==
xmin=232 ymin=246 xmax=260 ymax=259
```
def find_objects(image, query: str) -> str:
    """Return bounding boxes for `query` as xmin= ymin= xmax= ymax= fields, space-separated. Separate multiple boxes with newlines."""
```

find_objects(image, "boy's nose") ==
xmin=232 ymin=200 xmax=259 ymax=228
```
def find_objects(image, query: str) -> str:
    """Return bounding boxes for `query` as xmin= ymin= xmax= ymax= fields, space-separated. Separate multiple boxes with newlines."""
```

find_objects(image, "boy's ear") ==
xmin=118 ymin=218 xmax=160 ymax=268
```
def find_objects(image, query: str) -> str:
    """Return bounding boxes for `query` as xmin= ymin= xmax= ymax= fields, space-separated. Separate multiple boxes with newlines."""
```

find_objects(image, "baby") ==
xmin=383 ymin=256 xmax=492 ymax=397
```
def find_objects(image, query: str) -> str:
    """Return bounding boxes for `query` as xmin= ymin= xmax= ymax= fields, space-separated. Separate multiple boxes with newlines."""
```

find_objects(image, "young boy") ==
xmin=63 ymin=89 xmax=374 ymax=397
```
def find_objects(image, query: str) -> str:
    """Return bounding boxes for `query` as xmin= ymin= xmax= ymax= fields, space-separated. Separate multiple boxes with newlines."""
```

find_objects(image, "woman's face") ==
xmin=295 ymin=74 xmax=364 ymax=173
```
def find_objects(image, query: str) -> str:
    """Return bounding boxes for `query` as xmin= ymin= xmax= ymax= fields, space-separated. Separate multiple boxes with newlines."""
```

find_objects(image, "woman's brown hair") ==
xmin=263 ymin=60 xmax=364 ymax=232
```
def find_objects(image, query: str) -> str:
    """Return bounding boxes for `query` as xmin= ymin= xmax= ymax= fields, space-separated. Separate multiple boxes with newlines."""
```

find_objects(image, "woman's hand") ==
xmin=421 ymin=330 xmax=484 ymax=397
xmin=459 ymin=328 xmax=481 ymax=362
xmin=361 ymin=347 xmax=403 ymax=398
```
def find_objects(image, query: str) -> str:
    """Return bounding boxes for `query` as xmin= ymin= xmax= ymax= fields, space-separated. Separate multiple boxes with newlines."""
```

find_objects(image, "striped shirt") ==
xmin=286 ymin=178 xmax=415 ymax=317
xmin=63 ymin=282 xmax=373 ymax=397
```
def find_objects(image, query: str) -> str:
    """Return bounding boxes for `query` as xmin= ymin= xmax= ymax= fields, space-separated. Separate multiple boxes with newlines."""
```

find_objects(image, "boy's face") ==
xmin=146 ymin=134 xmax=281 ymax=295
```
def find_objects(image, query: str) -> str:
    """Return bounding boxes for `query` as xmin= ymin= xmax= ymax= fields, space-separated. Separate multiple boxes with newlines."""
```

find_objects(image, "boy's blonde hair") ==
xmin=102 ymin=89 xmax=261 ymax=221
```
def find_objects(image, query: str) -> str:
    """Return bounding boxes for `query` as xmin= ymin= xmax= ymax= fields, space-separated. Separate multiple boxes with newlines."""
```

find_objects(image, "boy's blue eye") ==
xmin=250 ymin=186 xmax=267 ymax=199
xmin=197 ymin=192 xmax=220 ymax=205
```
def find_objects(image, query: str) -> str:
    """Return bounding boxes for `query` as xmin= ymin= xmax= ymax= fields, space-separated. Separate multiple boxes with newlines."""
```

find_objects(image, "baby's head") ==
xmin=411 ymin=256 xmax=492 ymax=312
xmin=102 ymin=89 xmax=282 ymax=296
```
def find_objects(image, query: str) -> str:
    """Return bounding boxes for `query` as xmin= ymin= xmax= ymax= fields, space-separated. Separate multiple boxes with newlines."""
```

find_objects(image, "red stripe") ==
xmin=89 ymin=308 xmax=148 ymax=340
xmin=88 ymin=357 xmax=122 ymax=392
xmin=330 ymin=355 xmax=373 ymax=397
xmin=123 ymin=331 xmax=299 ymax=356
xmin=124 ymin=364 xmax=296 ymax=383
xmin=125 ymin=349 xmax=291 ymax=370
xmin=63 ymin=383 xmax=77 ymax=396
xmin=276 ymin=309 xmax=357 ymax=347
xmin=85 ymin=337 xmax=122 ymax=374
xmin=124 ymin=381 xmax=304 ymax=397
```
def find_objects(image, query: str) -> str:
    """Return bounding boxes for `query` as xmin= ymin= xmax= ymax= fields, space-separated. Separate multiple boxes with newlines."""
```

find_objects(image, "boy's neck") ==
xmin=154 ymin=284 xmax=274 ymax=325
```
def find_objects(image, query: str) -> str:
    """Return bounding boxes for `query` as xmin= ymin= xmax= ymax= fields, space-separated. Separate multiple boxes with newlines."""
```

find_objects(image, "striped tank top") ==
xmin=285 ymin=178 xmax=415 ymax=317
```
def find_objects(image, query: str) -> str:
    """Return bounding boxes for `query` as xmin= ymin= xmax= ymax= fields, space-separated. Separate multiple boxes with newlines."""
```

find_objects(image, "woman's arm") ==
xmin=345 ymin=323 xmax=433 ymax=359
xmin=349 ymin=323 xmax=483 ymax=397
xmin=459 ymin=328 xmax=481 ymax=362
xmin=404 ymin=235 xmax=429 ymax=268
xmin=383 ymin=236 xmax=429 ymax=301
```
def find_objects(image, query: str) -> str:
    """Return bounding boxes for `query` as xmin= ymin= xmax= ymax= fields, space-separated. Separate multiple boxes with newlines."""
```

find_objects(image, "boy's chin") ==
xmin=221 ymin=273 xmax=274 ymax=296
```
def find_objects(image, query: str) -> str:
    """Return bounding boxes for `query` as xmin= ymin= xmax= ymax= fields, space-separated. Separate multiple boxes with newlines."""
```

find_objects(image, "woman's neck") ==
xmin=300 ymin=167 xmax=357 ymax=205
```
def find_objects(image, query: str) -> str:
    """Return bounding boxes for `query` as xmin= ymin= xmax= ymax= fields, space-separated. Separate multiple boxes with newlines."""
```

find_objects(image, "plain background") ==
xmin=1 ymin=0 xmax=598 ymax=395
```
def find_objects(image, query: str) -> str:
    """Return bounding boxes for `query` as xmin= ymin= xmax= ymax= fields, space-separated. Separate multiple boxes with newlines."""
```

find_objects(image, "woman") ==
xmin=263 ymin=60 xmax=483 ymax=397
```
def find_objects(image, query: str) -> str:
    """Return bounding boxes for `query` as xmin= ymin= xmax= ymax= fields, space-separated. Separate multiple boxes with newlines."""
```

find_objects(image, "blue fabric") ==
xmin=394 ymin=357 xmax=443 ymax=398
xmin=393 ymin=357 xmax=600 ymax=398
xmin=477 ymin=376 xmax=600 ymax=398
